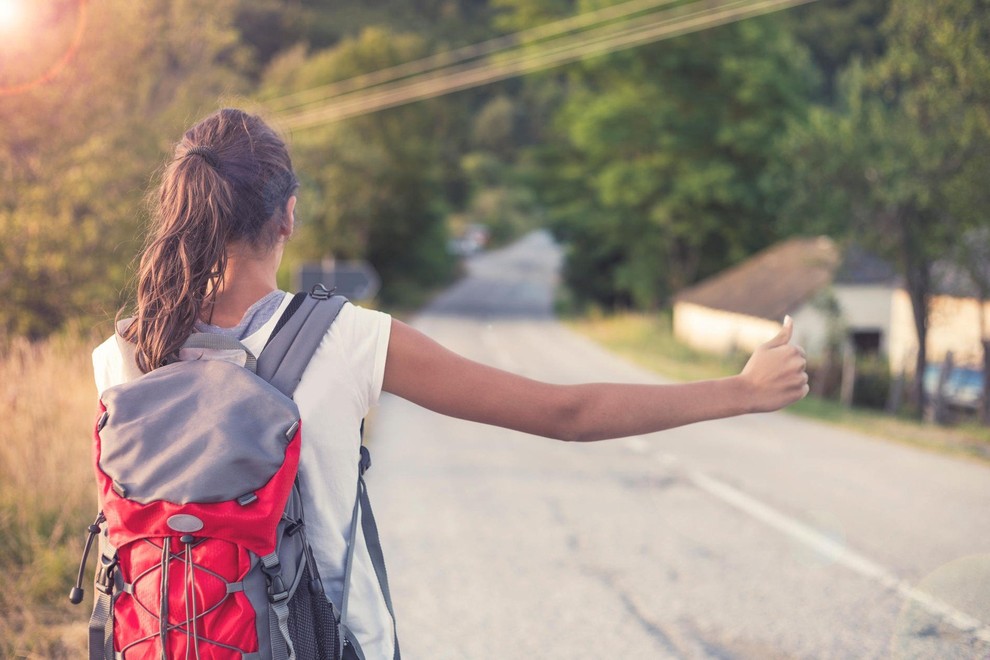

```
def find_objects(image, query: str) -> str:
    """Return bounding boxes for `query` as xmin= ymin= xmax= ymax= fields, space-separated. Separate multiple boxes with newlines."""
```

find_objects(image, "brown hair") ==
xmin=122 ymin=109 xmax=299 ymax=372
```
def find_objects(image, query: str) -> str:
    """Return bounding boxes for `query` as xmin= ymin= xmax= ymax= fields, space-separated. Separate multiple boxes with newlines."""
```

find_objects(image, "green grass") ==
xmin=567 ymin=311 xmax=990 ymax=463
xmin=787 ymin=396 xmax=990 ymax=462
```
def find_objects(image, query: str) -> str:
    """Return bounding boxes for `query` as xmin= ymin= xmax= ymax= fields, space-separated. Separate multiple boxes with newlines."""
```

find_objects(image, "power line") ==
xmin=272 ymin=0 xmax=759 ymax=128
xmin=265 ymin=0 xmax=685 ymax=112
xmin=271 ymin=0 xmax=817 ymax=131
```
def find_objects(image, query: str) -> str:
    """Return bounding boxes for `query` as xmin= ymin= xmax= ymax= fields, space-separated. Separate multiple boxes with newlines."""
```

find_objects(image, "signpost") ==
xmin=295 ymin=259 xmax=381 ymax=300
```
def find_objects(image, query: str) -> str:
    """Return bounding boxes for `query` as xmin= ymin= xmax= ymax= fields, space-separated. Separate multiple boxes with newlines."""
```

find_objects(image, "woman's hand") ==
xmin=737 ymin=315 xmax=810 ymax=413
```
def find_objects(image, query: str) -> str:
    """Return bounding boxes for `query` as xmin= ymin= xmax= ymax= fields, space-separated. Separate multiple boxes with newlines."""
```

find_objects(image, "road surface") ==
xmin=367 ymin=231 xmax=990 ymax=659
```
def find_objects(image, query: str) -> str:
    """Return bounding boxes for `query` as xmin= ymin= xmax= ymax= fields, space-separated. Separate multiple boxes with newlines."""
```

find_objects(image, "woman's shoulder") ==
xmin=316 ymin=301 xmax=392 ymax=404
xmin=92 ymin=319 xmax=144 ymax=393
xmin=328 ymin=301 xmax=391 ymax=346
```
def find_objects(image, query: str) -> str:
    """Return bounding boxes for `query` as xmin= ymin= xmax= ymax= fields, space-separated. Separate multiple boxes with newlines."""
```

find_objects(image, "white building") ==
xmin=672 ymin=236 xmax=988 ymax=374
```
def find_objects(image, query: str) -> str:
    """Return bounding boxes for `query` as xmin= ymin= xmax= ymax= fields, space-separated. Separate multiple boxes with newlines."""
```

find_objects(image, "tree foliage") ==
xmin=260 ymin=27 xmax=467 ymax=303
xmin=2 ymin=0 xmax=988 ymax=348
xmin=0 ymin=0 xmax=249 ymax=339
xmin=770 ymin=0 xmax=990 ymax=409
xmin=527 ymin=13 xmax=817 ymax=308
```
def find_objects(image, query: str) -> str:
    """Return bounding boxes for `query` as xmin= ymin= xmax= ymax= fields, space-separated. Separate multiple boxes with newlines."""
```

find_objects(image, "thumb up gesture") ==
xmin=739 ymin=316 xmax=810 ymax=413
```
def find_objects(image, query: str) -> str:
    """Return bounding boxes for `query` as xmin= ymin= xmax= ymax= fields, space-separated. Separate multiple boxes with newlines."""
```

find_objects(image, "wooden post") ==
xmin=886 ymin=369 xmax=905 ymax=415
xmin=982 ymin=340 xmax=990 ymax=425
xmin=934 ymin=351 xmax=954 ymax=426
xmin=840 ymin=341 xmax=856 ymax=408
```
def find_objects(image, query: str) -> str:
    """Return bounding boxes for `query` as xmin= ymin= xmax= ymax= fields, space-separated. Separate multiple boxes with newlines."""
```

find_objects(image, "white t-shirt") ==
xmin=92 ymin=294 xmax=396 ymax=659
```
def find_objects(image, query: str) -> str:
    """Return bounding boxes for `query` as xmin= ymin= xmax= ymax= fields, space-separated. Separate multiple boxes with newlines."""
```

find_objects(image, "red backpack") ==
xmin=72 ymin=291 xmax=399 ymax=659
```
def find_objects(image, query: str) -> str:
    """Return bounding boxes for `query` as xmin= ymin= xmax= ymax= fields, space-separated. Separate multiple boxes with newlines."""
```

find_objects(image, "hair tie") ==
xmin=186 ymin=145 xmax=220 ymax=168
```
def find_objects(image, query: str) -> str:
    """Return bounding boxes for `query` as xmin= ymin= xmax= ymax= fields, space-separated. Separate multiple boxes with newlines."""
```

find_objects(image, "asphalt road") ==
xmin=367 ymin=231 xmax=990 ymax=660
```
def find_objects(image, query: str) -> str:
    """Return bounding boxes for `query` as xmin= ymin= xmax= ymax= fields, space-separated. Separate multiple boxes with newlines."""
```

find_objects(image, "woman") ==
xmin=93 ymin=108 xmax=808 ymax=659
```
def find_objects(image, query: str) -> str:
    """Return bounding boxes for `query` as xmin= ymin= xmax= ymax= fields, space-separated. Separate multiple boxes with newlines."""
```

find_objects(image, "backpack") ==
xmin=71 ymin=290 xmax=400 ymax=660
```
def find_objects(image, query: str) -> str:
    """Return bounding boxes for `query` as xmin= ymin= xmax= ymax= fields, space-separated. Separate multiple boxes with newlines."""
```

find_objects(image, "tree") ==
xmin=260 ymin=28 xmax=462 ymax=304
xmin=0 ymin=0 xmax=250 ymax=339
xmin=770 ymin=0 xmax=990 ymax=414
xmin=783 ymin=0 xmax=890 ymax=101
xmin=533 ymin=14 xmax=817 ymax=308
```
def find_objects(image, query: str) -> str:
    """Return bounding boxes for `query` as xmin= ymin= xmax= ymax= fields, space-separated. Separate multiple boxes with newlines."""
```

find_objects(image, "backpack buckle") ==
xmin=267 ymin=577 xmax=289 ymax=603
xmin=95 ymin=553 xmax=118 ymax=595
xmin=261 ymin=558 xmax=289 ymax=603
xmin=359 ymin=446 xmax=371 ymax=475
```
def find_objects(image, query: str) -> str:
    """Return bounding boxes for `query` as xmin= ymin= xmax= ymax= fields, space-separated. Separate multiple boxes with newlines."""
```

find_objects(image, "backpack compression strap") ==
xmin=340 ymin=447 xmax=401 ymax=660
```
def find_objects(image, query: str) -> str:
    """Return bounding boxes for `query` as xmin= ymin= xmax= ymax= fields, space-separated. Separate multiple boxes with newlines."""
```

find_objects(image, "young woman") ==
xmin=93 ymin=108 xmax=808 ymax=659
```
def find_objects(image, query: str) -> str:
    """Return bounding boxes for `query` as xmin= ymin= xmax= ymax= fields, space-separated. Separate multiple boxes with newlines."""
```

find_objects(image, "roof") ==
xmin=834 ymin=244 xmax=900 ymax=285
xmin=674 ymin=236 xmax=843 ymax=321
xmin=932 ymin=260 xmax=990 ymax=299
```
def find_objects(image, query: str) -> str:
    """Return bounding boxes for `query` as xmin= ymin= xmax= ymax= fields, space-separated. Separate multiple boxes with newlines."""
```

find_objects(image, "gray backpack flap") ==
xmin=72 ymin=293 xmax=369 ymax=660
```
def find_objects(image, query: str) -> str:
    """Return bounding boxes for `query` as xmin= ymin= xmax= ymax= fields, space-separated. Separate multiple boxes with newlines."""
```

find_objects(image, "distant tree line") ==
xmin=2 ymin=0 xmax=988 ymax=391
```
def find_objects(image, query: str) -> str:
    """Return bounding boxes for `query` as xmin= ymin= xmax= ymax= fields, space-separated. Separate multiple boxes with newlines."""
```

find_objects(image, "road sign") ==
xmin=296 ymin=260 xmax=381 ymax=300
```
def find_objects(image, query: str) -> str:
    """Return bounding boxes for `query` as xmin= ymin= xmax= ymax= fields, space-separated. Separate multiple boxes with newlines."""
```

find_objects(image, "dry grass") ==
xmin=0 ymin=333 xmax=101 ymax=658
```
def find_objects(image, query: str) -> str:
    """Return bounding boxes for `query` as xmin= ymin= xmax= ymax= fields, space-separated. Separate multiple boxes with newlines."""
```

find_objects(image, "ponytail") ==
xmin=121 ymin=110 xmax=298 ymax=372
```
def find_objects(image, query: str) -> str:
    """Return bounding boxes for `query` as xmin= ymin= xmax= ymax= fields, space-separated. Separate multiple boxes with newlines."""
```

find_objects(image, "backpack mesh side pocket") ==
xmin=287 ymin=560 xmax=341 ymax=660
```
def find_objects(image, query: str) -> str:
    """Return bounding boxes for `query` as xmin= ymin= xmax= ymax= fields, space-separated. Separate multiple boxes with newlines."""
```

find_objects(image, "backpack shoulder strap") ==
xmin=264 ymin=292 xmax=307 ymax=349
xmin=258 ymin=291 xmax=400 ymax=657
xmin=257 ymin=292 xmax=348 ymax=398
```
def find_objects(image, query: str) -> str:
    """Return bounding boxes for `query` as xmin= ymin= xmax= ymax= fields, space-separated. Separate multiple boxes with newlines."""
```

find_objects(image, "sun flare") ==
xmin=0 ymin=0 xmax=23 ymax=32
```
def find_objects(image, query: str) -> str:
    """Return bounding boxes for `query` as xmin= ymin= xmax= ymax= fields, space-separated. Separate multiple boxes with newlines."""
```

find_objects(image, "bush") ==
xmin=807 ymin=352 xmax=891 ymax=410
xmin=853 ymin=355 xmax=892 ymax=409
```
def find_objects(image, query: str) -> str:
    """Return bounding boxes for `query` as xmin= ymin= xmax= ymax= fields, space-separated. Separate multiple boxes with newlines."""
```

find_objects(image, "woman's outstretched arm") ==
xmin=381 ymin=316 xmax=809 ymax=442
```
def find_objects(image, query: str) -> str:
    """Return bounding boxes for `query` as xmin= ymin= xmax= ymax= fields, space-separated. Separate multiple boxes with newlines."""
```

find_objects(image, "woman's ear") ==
xmin=281 ymin=196 xmax=296 ymax=238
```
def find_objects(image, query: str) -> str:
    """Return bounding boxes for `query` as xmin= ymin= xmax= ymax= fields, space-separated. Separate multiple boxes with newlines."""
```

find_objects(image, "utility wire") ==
xmin=265 ymin=0 xmax=685 ymax=112
xmin=273 ymin=0 xmax=757 ymax=127
xmin=272 ymin=0 xmax=817 ymax=131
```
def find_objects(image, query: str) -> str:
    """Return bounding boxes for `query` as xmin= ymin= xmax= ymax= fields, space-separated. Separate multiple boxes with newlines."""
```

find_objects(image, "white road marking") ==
xmin=687 ymin=468 xmax=990 ymax=644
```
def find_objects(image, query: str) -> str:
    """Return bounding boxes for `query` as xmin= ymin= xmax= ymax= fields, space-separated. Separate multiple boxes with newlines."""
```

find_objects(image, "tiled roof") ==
xmin=674 ymin=236 xmax=842 ymax=321
xmin=932 ymin=260 xmax=990 ymax=299
xmin=834 ymin=244 xmax=900 ymax=285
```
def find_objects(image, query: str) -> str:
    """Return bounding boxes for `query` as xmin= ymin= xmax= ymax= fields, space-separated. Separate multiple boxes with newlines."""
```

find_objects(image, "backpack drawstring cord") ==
xmin=160 ymin=539 xmax=170 ymax=659
xmin=69 ymin=511 xmax=106 ymax=605
xmin=181 ymin=535 xmax=201 ymax=660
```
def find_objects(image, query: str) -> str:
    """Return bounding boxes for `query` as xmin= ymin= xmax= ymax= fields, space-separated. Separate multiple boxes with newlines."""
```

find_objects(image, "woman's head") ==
xmin=123 ymin=108 xmax=299 ymax=372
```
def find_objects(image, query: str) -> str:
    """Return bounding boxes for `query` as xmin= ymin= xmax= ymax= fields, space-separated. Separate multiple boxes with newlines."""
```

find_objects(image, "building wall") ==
xmin=672 ymin=302 xmax=781 ymax=355
xmin=835 ymin=286 xmax=895 ymax=347
xmin=674 ymin=285 xmax=989 ymax=374
xmin=889 ymin=290 xmax=990 ymax=373
xmin=675 ymin=286 xmax=897 ymax=366
xmin=789 ymin=304 xmax=828 ymax=357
